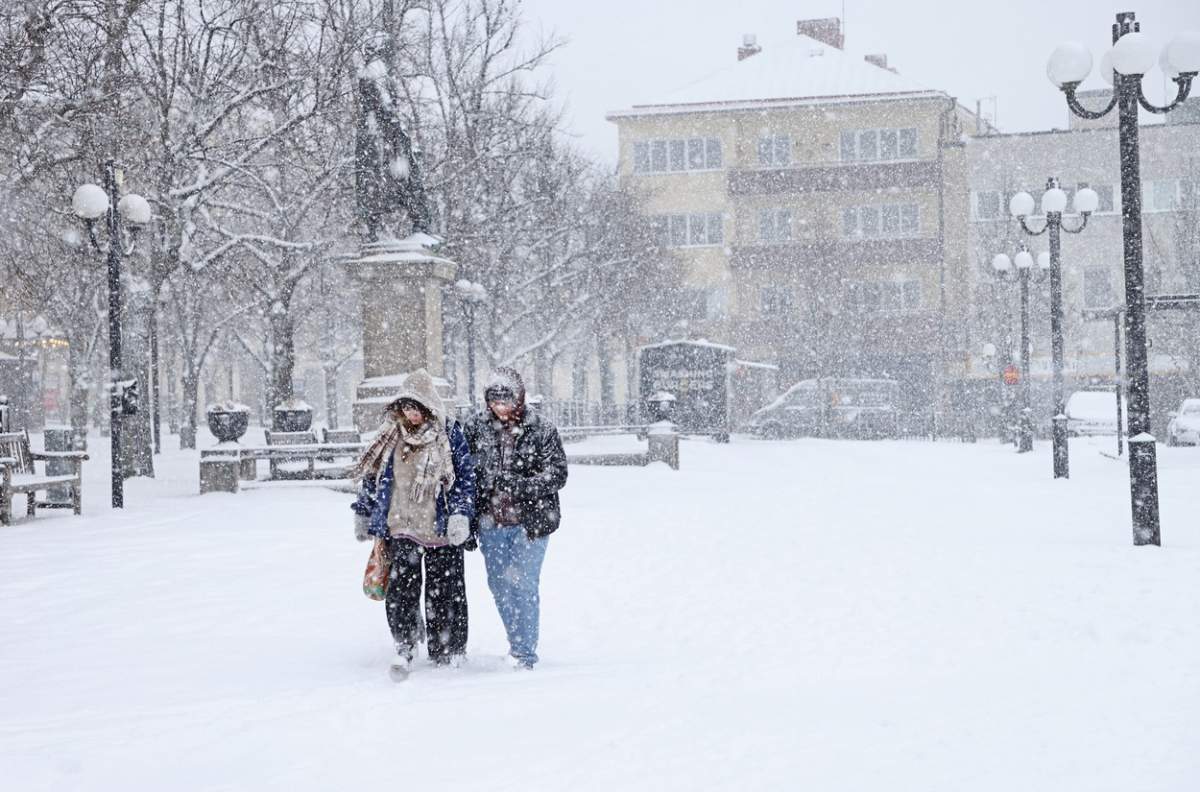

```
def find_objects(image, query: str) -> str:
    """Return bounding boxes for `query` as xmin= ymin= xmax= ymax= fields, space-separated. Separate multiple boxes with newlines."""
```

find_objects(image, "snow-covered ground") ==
xmin=2 ymin=431 xmax=1199 ymax=791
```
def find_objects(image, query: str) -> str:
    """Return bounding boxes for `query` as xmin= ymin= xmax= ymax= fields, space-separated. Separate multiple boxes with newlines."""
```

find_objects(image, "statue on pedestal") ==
xmin=354 ymin=32 xmax=432 ymax=242
xmin=345 ymin=30 xmax=457 ymax=432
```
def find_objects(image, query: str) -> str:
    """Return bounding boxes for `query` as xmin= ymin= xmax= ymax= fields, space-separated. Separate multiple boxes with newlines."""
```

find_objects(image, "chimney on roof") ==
xmin=865 ymin=53 xmax=899 ymax=73
xmin=738 ymin=33 xmax=761 ymax=61
xmin=796 ymin=17 xmax=843 ymax=50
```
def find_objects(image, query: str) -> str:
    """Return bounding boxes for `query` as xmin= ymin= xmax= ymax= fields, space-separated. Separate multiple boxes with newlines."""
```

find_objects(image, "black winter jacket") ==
xmin=464 ymin=409 xmax=568 ymax=539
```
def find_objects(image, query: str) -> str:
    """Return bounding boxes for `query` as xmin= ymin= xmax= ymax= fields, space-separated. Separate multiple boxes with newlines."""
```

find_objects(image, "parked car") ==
xmin=1065 ymin=390 xmax=1125 ymax=437
xmin=746 ymin=378 xmax=898 ymax=439
xmin=1166 ymin=398 xmax=1200 ymax=446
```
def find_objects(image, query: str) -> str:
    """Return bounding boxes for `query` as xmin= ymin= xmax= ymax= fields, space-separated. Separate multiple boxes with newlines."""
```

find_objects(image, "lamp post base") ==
xmin=1128 ymin=437 xmax=1161 ymax=545
xmin=1051 ymin=415 xmax=1069 ymax=479
xmin=1017 ymin=408 xmax=1034 ymax=454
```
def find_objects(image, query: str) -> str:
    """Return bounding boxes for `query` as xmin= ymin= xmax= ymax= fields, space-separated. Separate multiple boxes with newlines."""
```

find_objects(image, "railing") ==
xmin=536 ymin=400 xmax=642 ymax=428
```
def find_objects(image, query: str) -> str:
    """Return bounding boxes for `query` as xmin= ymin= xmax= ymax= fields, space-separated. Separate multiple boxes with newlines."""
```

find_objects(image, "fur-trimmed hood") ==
xmin=388 ymin=368 xmax=446 ymax=423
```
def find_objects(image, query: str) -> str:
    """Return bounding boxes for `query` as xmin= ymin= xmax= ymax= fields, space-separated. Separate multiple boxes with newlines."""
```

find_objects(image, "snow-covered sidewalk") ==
xmin=2 ymin=434 xmax=1198 ymax=791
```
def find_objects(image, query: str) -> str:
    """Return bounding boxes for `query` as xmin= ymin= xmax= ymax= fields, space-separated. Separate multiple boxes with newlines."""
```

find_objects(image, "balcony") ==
xmin=728 ymin=159 xmax=941 ymax=196
xmin=729 ymin=237 xmax=943 ymax=270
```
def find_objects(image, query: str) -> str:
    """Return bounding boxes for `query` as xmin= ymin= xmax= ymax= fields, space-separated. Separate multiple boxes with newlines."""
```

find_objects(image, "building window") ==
xmin=840 ymin=127 xmax=919 ymax=162
xmin=858 ymin=130 xmax=878 ymax=161
xmin=1143 ymin=179 xmax=1180 ymax=212
xmin=633 ymin=142 xmax=650 ymax=173
xmin=669 ymin=139 xmax=686 ymax=171
xmin=843 ymin=203 xmax=919 ymax=238
xmin=1075 ymin=183 xmax=1117 ymax=214
xmin=706 ymin=138 xmax=723 ymax=168
xmin=760 ymin=285 xmax=794 ymax=316
xmin=758 ymin=208 xmax=792 ymax=243
xmin=859 ymin=206 xmax=880 ymax=237
xmin=651 ymin=140 xmax=668 ymax=172
xmin=879 ymin=129 xmax=898 ymax=160
xmin=846 ymin=279 xmax=921 ymax=314
xmin=1082 ymin=266 xmax=1114 ymax=309
xmin=757 ymin=134 xmax=791 ymax=167
xmin=634 ymin=137 xmax=723 ymax=174
xmin=653 ymin=212 xmax=723 ymax=247
xmin=973 ymin=190 xmax=1002 ymax=220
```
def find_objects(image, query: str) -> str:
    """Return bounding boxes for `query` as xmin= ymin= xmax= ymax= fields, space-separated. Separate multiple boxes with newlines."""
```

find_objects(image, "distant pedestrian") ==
xmin=464 ymin=368 xmax=567 ymax=669
xmin=352 ymin=369 xmax=475 ymax=679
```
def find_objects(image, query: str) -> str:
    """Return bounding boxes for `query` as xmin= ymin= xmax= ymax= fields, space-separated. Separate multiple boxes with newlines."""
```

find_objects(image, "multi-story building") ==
xmin=607 ymin=18 xmax=985 ymax=430
xmin=966 ymin=105 xmax=1200 ymax=431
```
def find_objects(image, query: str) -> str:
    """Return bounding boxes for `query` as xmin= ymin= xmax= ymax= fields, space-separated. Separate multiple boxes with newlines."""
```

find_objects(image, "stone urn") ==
xmin=273 ymin=399 xmax=314 ymax=432
xmin=206 ymin=403 xmax=250 ymax=443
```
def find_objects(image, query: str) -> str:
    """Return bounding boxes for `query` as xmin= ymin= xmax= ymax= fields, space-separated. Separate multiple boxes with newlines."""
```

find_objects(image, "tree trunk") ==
xmin=571 ymin=348 xmax=589 ymax=403
xmin=323 ymin=364 xmax=339 ymax=429
xmin=67 ymin=333 xmax=91 ymax=451
xmin=534 ymin=346 xmax=552 ymax=400
xmin=119 ymin=306 xmax=155 ymax=479
xmin=180 ymin=369 xmax=199 ymax=449
xmin=268 ymin=306 xmax=297 ymax=430
xmin=598 ymin=335 xmax=615 ymax=411
xmin=150 ymin=304 xmax=161 ymax=454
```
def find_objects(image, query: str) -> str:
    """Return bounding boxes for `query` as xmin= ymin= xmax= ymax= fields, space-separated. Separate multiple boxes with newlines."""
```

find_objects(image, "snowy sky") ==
xmin=518 ymin=0 xmax=1200 ymax=163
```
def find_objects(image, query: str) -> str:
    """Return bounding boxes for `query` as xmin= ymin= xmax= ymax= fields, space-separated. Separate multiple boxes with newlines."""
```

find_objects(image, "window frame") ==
xmin=633 ymin=137 xmax=725 ymax=174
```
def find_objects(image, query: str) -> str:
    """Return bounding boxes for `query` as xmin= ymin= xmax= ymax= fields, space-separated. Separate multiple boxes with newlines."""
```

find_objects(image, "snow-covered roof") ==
xmin=608 ymin=35 xmax=943 ymax=119
xmin=733 ymin=359 xmax=779 ymax=371
xmin=638 ymin=339 xmax=736 ymax=353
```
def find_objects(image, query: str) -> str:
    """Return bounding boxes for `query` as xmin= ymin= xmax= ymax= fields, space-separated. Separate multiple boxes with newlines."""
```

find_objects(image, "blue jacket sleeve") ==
xmin=352 ymin=473 xmax=377 ymax=516
xmin=446 ymin=421 xmax=476 ymax=519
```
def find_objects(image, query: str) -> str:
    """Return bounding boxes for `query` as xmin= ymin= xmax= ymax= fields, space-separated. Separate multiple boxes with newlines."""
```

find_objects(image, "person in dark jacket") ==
xmin=464 ymin=367 xmax=567 ymax=669
xmin=352 ymin=369 xmax=475 ymax=677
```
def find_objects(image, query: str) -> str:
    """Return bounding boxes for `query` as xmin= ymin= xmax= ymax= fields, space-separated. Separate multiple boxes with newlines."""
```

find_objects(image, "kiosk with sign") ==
xmin=638 ymin=340 xmax=735 ymax=441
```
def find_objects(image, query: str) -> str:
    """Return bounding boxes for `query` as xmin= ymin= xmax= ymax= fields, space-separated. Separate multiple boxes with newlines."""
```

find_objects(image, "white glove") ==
xmin=446 ymin=514 xmax=470 ymax=546
xmin=354 ymin=512 xmax=371 ymax=542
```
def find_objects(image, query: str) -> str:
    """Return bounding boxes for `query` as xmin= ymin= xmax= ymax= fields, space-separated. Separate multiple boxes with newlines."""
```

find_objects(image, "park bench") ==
xmin=559 ymin=423 xmax=679 ymax=470
xmin=0 ymin=430 xmax=89 ymax=524
xmin=319 ymin=428 xmax=362 ymax=464
xmin=200 ymin=440 xmax=366 ymax=493
xmin=264 ymin=430 xmax=319 ymax=480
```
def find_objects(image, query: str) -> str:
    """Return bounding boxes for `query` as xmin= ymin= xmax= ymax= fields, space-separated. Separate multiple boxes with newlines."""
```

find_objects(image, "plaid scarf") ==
xmin=354 ymin=418 xmax=455 ymax=503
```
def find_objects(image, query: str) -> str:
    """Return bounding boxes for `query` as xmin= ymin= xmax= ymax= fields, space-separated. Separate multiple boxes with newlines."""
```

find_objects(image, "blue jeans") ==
xmin=478 ymin=523 xmax=548 ymax=665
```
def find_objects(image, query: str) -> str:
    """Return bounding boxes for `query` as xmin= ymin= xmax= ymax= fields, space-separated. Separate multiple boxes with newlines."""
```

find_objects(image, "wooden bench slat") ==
xmin=0 ymin=430 xmax=85 ymax=523
xmin=8 ymin=474 xmax=81 ymax=490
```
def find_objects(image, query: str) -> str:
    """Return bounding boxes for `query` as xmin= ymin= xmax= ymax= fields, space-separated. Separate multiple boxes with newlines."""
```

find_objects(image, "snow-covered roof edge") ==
xmin=638 ymin=339 xmax=737 ymax=353
xmin=607 ymin=89 xmax=949 ymax=121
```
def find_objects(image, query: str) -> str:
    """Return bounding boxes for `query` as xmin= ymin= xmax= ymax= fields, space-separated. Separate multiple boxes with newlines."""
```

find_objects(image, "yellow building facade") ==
xmin=608 ymin=20 xmax=983 ymax=430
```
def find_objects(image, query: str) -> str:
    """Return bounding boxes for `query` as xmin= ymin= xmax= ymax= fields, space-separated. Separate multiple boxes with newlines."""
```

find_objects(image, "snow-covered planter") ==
xmin=205 ymin=402 xmax=250 ymax=443
xmin=272 ymin=399 xmax=313 ymax=432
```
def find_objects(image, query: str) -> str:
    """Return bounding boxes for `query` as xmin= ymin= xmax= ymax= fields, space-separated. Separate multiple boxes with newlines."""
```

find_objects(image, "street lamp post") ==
xmin=454 ymin=279 xmax=487 ymax=404
xmin=1008 ymin=179 xmax=1098 ymax=478
xmin=991 ymin=246 xmax=1049 ymax=453
xmin=1047 ymin=14 xmax=1199 ymax=545
xmin=72 ymin=159 xmax=150 ymax=509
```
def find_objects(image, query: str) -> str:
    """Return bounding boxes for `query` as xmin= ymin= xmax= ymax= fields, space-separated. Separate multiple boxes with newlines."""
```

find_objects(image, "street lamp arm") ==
xmin=120 ymin=228 xmax=140 ymax=258
xmin=1062 ymin=82 xmax=1118 ymax=120
xmin=1017 ymin=216 xmax=1048 ymax=236
xmin=1061 ymin=214 xmax=1090 ymax=235
xmin=1136 ymin=74 xmax=1195 ymax=114
xmin=83 ymin=220 xmax=103 ymax=253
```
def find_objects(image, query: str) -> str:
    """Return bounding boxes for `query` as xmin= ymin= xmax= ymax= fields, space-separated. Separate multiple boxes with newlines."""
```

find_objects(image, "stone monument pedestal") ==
xmin=344 ymin=235 xmax=457 ymax=432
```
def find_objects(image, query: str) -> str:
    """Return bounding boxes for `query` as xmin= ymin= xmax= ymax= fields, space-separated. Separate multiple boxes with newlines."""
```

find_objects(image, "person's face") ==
xmin=393 ymin=401 xmax=427 ymax=427
xmin=488 ymin=398 xmax=516 ymax=421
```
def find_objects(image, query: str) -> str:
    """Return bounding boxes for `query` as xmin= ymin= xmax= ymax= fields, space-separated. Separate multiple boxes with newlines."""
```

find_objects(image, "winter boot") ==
xmin=389 ymin=648 xmax=413 ymax=681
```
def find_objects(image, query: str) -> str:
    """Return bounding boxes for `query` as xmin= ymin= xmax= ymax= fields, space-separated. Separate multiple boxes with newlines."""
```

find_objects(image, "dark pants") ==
xmin=384 ymin=537 xmax=468 ymax=661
